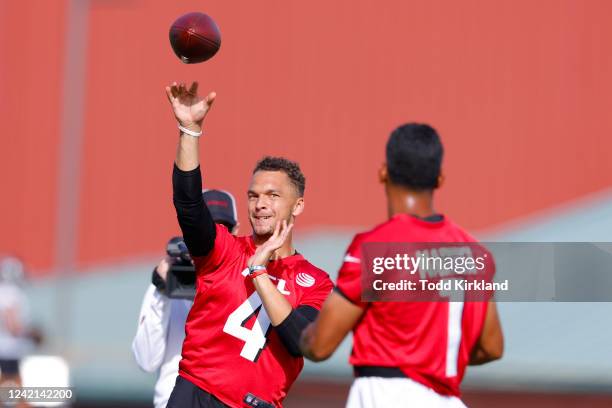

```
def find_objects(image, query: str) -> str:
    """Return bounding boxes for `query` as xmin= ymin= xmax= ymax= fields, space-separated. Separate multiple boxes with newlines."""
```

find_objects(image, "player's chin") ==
xmin=250 ymin=221 xmax=275 ymax=236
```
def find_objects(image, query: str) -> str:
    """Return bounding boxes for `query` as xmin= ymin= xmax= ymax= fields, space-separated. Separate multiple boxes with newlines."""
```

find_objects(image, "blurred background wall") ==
xmin=1 ymin=0 xmax=612 ymax=406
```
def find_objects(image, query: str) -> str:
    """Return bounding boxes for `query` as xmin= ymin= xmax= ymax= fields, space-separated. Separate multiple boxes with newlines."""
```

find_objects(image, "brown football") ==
xmin=169 ymin=12 xmax=221 ymax=64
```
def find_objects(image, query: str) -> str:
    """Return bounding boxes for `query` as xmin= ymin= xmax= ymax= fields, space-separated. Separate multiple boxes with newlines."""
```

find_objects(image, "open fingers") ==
xmin=271 ymin=221 xmax=281 ymax=239
xmin=279 ymin=221 xmax=294 ymax=242
xmin=272 ymin=220 xmax=293 ymax=247
xmin=165 ymin=86 xmax=175 ymax=104
xmin=205 ymin=91 xmax=217 ymax=107
xmin=170 ymin=82 xmax=179 ymax=98
xmin=188 ymin=81 xmax=199 ymax=95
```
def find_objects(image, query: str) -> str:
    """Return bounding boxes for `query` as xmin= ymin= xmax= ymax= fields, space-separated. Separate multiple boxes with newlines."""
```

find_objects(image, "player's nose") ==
xmin=255 ymin=196 xmax=269 ymax=211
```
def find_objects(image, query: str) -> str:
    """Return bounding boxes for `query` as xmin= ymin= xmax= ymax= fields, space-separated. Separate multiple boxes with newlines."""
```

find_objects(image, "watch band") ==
xmin=248 ymin=265 xmax=267 ymax=279
xmin=248 ymin=265 xmax=267 ymax=274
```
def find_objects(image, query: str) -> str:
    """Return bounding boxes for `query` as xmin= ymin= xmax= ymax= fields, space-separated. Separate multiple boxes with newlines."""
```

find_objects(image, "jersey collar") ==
xmin=394 ymin=213 xmax=447 ymax=228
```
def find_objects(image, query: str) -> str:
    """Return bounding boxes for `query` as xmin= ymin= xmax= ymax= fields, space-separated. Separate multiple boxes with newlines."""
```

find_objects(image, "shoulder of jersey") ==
xmin=296 ymin=258 xmax=332 ymax=283
xmin=235 ymin=234 xmax=255 ymax=250
xmin=353 ymin=215 xmax=477 ymax=242
xmin=443 ymin=217 xmax=479 ymax=242
xmin=354 ymin=217 xmax=404 ymax=242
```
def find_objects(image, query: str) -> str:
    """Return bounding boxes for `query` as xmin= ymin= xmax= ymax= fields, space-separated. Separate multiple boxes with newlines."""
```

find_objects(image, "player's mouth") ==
xmin=253 ymin=215 xmax=273 ymax=225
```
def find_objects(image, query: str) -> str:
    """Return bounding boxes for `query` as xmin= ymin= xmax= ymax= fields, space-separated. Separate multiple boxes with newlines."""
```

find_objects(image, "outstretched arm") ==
xmin=165 ymin=82 xmax=217 ymax=257
xmin=469 ymin=301 xmax=504 ymax=365
xmin=165 ymin=82 xmax=215 ymax=171
xmin=299 ymin=290 xmax=364 ymax=361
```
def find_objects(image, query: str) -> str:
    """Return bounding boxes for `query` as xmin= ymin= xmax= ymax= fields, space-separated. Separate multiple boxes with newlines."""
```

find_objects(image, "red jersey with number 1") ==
xmin=336 ymin=214 xmax=492 ymax=397
xmin=179 ymin=225 xmax=333 ymax=408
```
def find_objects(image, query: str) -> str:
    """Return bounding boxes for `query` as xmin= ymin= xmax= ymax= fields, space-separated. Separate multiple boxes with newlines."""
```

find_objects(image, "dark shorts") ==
xmin=166 ymin=376 xmax=229 ymax=408
xmin=0 ymin=359 xmax=20 ymax=376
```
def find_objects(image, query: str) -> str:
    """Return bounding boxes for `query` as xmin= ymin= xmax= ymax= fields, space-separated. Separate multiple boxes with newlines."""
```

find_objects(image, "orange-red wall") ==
xmin=0 ymin=0 xmax=67 ymax=274
xmin=3 ymin=0 xmax=612 ymax=275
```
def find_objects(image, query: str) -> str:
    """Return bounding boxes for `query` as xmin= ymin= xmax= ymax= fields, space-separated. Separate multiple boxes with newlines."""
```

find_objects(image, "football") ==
xmin=169 ymin=12 xmax=221 ymax=64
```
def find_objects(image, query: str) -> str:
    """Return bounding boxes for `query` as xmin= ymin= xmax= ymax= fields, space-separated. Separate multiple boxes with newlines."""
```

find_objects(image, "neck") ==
xmin=386 ymin=183 xmax=436 ymax=219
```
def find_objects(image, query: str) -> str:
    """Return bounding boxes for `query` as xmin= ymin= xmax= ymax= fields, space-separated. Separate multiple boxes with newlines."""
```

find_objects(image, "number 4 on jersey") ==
xmin=223 ymin=291 xmax=271 ymax=362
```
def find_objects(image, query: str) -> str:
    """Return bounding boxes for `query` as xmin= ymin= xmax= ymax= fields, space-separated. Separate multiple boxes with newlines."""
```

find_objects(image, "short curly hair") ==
xmin=253 ymin=156 xmax=306 ymax=197
xmin=386 ymin=123 xmax=444 ymax=190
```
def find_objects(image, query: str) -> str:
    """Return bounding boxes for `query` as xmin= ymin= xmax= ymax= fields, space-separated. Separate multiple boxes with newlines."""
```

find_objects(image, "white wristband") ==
xmin=178 ymin=124 xmax=203 ymax=137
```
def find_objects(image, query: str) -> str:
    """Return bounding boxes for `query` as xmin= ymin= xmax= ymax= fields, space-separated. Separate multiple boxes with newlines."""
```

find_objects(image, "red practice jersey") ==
xmin=179 ymin=225 xmax=333 ymax=408
xmin=336 ymin=214 xmax=491 ymax=397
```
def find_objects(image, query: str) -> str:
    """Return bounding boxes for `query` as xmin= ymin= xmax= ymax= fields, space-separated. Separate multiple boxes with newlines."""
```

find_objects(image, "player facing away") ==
xmin=164 ymin=82 xmax=333 ymax=408
xmin=300 ymin=124 xmax=504 ymax=408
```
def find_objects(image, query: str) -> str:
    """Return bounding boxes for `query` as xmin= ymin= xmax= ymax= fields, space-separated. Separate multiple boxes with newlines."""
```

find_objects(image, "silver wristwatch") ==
xmin=248 ymin=265 xmax=267 ymax=275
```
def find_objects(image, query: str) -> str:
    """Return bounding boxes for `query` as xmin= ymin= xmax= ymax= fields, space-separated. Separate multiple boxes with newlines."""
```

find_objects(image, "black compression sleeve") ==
xmin=274 ymin=305 xmax=319 ymax=357
xmin=172 ymin=164 xmax=216 ymax=257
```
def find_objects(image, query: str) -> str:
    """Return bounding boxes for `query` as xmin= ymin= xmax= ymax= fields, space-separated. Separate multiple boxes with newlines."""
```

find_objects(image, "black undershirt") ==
xmin=414 ymin=213 xmax=444 ymax=222
xmin=172 ymin=165 xmax=216 ymax=257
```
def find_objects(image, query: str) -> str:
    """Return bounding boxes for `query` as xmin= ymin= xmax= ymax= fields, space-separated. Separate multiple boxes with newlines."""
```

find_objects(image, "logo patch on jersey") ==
xmin=343 ymin=254 xmax=361 ymax=263
xmin=296 ymin=273 xmax=315 ymax=287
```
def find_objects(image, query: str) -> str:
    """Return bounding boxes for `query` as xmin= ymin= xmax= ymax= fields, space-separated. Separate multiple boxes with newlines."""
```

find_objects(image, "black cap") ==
xmin=202 ymin=189 xmax=238 ymax=230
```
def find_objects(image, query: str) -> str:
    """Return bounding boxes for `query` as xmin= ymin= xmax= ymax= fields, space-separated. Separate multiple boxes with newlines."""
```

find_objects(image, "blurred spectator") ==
xmin=0 ymin=256 xmax=42 ymax=388
xmin=132 ymin=190 xmax=238 ymax=408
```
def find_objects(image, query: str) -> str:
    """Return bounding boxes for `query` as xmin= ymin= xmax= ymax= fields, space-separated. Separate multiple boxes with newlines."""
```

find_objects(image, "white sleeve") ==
xmin=0 ymin=284 xmax=22 ymax=310
xmin=0 ymin=284 xmax=30 ymax=337
xmin=131 ymin=284 xmax=171 ymax=373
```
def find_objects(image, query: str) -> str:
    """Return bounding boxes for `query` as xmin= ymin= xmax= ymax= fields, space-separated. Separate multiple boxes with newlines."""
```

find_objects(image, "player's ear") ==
xmin=379 ymin=163 xmax=388 ymax=184
xmin=292 ymin=197 xmax=304 ymax=217
xmin=436 ymin=170 xmax=445 ymax=189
